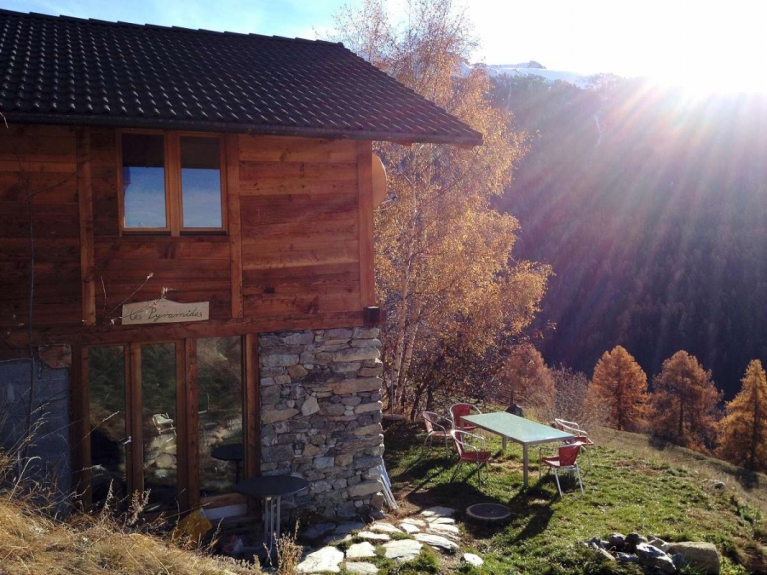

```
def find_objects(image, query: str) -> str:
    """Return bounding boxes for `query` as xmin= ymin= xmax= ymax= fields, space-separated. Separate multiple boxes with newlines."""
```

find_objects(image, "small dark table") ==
xmin=236 ymin=475 xmax=309 ymax=553
xmin=211 ymin=443 xmax=244 ymax=483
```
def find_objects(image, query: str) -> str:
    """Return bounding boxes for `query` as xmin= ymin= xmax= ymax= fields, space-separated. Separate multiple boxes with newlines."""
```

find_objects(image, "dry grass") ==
xmin=0 ymin=452 xmax=263 ymax=575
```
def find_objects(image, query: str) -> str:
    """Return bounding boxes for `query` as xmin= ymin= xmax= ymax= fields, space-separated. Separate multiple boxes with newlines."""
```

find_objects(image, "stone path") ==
xmin=295 ymin=507 xmax=484 ymax=573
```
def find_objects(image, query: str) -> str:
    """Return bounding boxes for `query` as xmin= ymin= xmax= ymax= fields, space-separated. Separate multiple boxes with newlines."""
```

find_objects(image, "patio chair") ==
xmin=554 ymin=418 xmax=595 ymax=466
xmin=450 ymin=403 xmax=482 ymax=432
xmin=540 ymin=443 xmax=584 ymax=498
xmin=451 ymin=430 xmax=492 ymax=486
xmin=421 ymin=411 xmax=453 ymax=455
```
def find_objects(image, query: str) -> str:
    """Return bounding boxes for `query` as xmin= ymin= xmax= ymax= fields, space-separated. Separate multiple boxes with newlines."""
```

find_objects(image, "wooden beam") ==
xmin=243 ymin=333 xmax=260 ymax=517
xmin=2 ymin=311 xmax=366 ymax=348
xmin=129 ymin=344 xmax=144 ymax=493
xmin=184 ymin=338 xmax=200 ymax=512
xmin=174 ymin=340 xmax=191 ymax=513
xmin=68 ymin=345 xmax=90 ymax=509
xmin=76 ymin=128 xmax=96 ymax=325
xmin=357 ymin=141 xmax=375 ymax=307
xmin=226 ymin=134 xmax=244 ymax=319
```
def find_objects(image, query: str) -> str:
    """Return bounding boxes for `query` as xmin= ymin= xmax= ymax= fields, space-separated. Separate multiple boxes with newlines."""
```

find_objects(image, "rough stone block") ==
xmin=274 ymin=375 xmax=292 ymax=384
xmin=315 ymin=456 xmax=335 ymax=469
xmin=262 ymin=408 xmax=298 ymax=425
xmin=354 ymin=402 xmax=382 ymax=414
xmin=351 ymin=338 xmax=382 ymax=348
xmin=332 ymin=378 xmax=382 ymax=395
xmin=288 ymin=364 xmax=309 ymax=378
xmin=353 ymin=327 xmax=380 ymax=339
xmin=348 ymin=480 xmax=382 ymax=498
xmin=353 ymin=423 xmax=383 ymax=436
xmin=326 ymin=328 xmax=353 ymax=339
xmin=301 ymin=395 xmax=320 ymax=416
xmin=333 ymin=348 xmax=380 ymax=362
xmin=332 ymin=362 xmax=362 ymax=373
xmin=261 ymin=354 xmax=300 ymax=368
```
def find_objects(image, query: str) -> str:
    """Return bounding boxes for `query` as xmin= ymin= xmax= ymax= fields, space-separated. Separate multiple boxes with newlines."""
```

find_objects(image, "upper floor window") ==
xmin=121 ymin=132 xmax=225 ymax=234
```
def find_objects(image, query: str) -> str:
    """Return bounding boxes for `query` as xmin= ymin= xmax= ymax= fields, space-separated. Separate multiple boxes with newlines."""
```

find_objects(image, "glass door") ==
xmin=138 ymin=342 xmax=179 ymax=512
xmin=88 ymin=346 xmax=129 ymax=508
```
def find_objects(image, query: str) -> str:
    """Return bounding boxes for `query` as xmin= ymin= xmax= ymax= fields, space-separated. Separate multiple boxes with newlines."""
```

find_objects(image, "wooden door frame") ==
xmin=74 ymin=333 xmax=260 ymax=514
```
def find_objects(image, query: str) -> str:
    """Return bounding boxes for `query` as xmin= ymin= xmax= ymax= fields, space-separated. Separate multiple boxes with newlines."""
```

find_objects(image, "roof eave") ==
xmin=2 ymin=112 xmax=484 ymax=147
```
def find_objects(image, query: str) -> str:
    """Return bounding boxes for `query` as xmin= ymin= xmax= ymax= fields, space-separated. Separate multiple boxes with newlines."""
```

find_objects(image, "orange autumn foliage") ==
xmin=650 ymin=351 xmax=722 ymax=451
xmin=717 ymin=360 xmax=767 ymax=471
xmin=586 ymin=346 xmax=649 ymax=431
xmin=500 ymin=344 xmax=555 ymax=420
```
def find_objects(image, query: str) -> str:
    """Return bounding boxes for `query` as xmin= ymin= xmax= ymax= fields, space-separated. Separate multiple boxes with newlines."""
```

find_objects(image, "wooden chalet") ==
xmin=0 ymin=9 xmax=481 ymax=519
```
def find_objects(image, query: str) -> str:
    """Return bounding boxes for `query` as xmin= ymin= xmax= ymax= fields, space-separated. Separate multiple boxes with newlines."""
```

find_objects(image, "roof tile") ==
xmin=0 ymin=9 xmax=482 ymax=145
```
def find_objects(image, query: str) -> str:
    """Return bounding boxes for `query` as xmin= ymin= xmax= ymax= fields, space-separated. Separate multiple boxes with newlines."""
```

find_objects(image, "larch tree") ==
xmin=333 ymin=0 xmax=550 ymax=418
xmin=500 ymin=343 xmax=555 ymax=420
xmin=717 ymin=360 xmax=767 ymax=471
xmin=586 ymin=346 xmax=649 ymax=431
xmin=650 ymin=351 xmax=722 ymax=451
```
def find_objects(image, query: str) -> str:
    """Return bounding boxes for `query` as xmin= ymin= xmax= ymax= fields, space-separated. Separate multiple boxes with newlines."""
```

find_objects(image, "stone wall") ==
xmin=259 ymin=327 xmax=384 ymax=519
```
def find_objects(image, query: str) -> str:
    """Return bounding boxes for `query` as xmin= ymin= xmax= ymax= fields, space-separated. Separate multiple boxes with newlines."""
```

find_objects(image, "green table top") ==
xmin=462 ymin=412 xmax=573 ymax=446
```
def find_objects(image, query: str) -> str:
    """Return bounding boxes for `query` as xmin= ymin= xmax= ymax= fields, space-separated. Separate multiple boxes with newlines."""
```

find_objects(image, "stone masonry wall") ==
xmin=259 ymin=327 xmax=384 ymax=519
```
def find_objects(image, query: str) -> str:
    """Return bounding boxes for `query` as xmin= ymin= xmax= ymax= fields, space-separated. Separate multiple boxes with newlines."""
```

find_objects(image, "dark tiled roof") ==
xmin=0 ymin=9 xmax=482 ymax=145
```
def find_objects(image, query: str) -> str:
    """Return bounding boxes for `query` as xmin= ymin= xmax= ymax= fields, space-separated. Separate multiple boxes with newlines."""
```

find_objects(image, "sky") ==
xmin=4 ymin=0 xmax=767 ymax=93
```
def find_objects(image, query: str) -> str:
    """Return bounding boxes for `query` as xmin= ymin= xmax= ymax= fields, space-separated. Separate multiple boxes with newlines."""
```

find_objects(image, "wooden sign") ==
xmin=122 ymin=299 xmax=209 ymax=325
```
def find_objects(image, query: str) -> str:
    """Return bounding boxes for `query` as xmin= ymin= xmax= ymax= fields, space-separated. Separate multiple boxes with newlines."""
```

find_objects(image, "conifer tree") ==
xmin=717 ymin=360 xmax=767 ymax=471
xmin=586 ymin=346 xmax=649 ymax=431
xmin=500 ymin=344 xmax=555 ymax=419
xmin=650 ymin=351 xmax=722 ymax=450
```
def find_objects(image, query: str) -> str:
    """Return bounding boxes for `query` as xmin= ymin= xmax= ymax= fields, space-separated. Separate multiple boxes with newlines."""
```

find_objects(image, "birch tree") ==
xmin=333 ymin=0 xmax=549 ymax=416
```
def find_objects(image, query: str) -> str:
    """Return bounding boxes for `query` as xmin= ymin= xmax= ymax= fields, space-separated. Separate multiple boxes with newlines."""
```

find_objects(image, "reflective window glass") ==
xmin=181 ymin=137 xmax=222 ymax=228
xmin=122 ymin=134 xmax=166 ymax=228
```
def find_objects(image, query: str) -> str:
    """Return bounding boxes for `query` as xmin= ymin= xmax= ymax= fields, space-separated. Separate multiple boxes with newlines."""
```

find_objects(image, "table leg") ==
xmin=523 ymin=444 xmax=529 ymax=488
xmin=264 ymin=496 xmax=277 ymax=555
xmin=502 ymin=437 xmax=507 ymax=451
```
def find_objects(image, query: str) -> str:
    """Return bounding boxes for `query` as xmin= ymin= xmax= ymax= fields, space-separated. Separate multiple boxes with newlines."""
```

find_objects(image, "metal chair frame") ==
xmin=451 ymin=430 xmax=492 ymax=486
xmin=450 ymin=402 xmax=482 ymax=432
xmin=540 ymin=443 xmax=584 ymax=497
xmin=421 ymin=411 xmax=453 ymax=455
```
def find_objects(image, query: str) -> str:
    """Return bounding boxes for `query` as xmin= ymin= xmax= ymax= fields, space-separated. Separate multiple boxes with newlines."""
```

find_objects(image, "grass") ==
xmin=0 ymin=451 xmax=263 ymax=575
xmin=2 ymin=422 xmax=767 ymax=574
xmin=383 ymin=420 xmax=767 ymax=575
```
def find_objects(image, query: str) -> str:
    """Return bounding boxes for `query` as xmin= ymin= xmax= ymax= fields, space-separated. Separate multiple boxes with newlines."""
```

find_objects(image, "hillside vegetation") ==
xmin=384 ymin=420 xmax=767 ymax=574
xmin=492 ymin=75 xmax=767 ymax=400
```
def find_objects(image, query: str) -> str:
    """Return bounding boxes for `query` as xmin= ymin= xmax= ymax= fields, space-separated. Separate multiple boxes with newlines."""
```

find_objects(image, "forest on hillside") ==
xmin=491 ymin=75 xmax=767 ymax=400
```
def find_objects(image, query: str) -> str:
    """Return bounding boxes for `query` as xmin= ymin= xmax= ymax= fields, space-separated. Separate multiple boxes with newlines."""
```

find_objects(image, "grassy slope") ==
xmin=0 ymin=494 xmax=262 ymax=575
xmin=383 ymin=421 xmax=767 ymax=575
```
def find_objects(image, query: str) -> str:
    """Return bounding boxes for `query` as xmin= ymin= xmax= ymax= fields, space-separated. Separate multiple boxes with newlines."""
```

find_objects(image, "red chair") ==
xmin=421 ymin=411 xmax=453 ymax=455
xmin=450 ymin=403 xmax=482 ymax=432
xmin=540 ymin=443 xmax=584 ymax=498
xmin=451 ymin=430 xmax=492 ymax=486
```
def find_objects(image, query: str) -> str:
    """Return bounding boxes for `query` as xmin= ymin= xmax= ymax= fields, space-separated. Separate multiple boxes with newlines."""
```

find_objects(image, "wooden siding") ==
xmin=0 ymin=127 xmax=373 ymax=344
xmin=0 ymin=125 xmax=81 ymax=330
xmin=90 ymin=129 xmax=232 ymax=323
xmin=238 ymin=135 xmax=362 ymax=317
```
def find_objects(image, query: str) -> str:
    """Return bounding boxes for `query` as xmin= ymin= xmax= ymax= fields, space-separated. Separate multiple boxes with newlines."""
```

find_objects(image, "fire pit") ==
xmin=466 ymin=503 xmax=512 ymax=523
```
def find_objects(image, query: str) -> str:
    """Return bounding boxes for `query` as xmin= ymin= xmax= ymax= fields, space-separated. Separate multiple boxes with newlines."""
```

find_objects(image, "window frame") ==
xmin=118 ymin=129 xmax=228 ymax=236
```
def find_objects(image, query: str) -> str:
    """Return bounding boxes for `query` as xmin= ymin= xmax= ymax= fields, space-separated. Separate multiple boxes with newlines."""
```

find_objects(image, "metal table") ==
xmin=462 ymin=412 xmax=573 ymax=488
xmin=235 ymin=475 xmax=309 ymax=553
xmin=211 ymin=443 xmax=244 ymax=483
